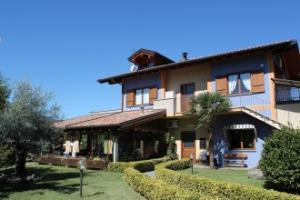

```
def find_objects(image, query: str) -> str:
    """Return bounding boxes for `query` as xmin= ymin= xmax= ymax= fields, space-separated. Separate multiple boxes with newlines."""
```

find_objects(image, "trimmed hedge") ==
xmin=156 ymin=160 xmax=299 ymax=200
xmin=107 ymin=162 xmax=130 ymax=173
xmin=124 ymin=167 xmax=217 ymax=200
xmin=107 ymin=157 xmax=171 ymax=173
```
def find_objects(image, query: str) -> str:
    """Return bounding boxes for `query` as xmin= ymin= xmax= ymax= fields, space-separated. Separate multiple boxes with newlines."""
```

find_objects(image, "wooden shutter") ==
xmin=149 ymin=87 xmax=157 ymax=104
xmin=126 ymin=90 xmax=135 ymax=106
xmin=251 ymin=72 xmax=265 ymax=93
xmin=216 ymin=76 xmax=228 ymax=95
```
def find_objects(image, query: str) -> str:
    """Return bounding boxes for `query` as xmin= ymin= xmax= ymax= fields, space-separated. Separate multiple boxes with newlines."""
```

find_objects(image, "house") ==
xmin=56 ymin=40 xmax=300 ymax=168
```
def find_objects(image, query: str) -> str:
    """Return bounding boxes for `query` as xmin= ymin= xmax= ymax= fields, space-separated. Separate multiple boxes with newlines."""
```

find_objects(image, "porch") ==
xmin=54 ymin=109 xmax=167 ymax=163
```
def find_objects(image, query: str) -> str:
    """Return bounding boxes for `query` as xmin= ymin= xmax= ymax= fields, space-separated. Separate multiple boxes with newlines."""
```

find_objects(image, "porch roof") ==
xmin=55 ymin=109 xmax=166 ymax=130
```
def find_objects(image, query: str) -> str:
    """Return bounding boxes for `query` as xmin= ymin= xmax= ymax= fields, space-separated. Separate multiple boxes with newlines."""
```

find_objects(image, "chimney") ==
xmin=182 ymin=52 xmax=188 ymax=61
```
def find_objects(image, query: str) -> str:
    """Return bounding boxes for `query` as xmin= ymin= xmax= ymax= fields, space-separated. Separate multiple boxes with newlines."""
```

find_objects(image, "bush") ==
xmin=124 ymin=167 xmax=216 ymax=200
xmin=132 ymin=160 xmax=155 ymax=172
xmin=107 ymin=157 xmax=171 ymax=173
xmin=150 ymin=156 xmax=171 ymax=165
xmin=107 ymin=162 xmax=130 ymax=173
xmin=156 ymin=160 xmax=298 ymax=200
xmin=259 ymin=127 xmax=300 ymax=193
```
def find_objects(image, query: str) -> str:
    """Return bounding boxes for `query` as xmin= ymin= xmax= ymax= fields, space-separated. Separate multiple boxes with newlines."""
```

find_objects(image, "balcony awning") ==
xmin=223 ymin=124 xmax=256 ymax=130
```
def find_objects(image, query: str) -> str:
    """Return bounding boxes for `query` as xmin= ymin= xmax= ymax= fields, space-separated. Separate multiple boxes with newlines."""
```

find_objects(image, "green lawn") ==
xmin=181 ymin=167 xmax=265 ymax=188
xmin=0 ymin=163 xmax=144 ymax=200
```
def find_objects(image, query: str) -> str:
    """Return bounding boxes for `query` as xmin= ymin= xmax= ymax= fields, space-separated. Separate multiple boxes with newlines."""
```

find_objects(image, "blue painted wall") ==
xmin=122 ymin=72 xmax=161 ymax=111
xmin=213 ymin=113 xmax=273 ymax=168
xmin=211 ymin=55 xmax=272 ymax=118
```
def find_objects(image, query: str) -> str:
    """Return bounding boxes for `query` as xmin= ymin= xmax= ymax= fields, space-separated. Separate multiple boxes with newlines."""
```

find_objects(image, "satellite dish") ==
xmin=130 ymin=64 xmax=138 ymax=72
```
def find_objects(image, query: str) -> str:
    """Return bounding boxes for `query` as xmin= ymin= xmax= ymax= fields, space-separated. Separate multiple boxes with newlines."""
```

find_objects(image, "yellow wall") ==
xmin=166 ymin=63 xmax=211 ymax=114
xmin=276 ymin=103 xmax=300 ymax=128
xmin=169 ymin=117 xmax=208 ymax=159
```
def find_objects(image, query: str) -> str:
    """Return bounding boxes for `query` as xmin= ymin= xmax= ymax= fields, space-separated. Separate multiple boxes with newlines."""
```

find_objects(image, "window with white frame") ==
xmin=228 ymin=73 xmax=251 ymax=95
xmin=135 ymin=88 xmax=150 ymax=105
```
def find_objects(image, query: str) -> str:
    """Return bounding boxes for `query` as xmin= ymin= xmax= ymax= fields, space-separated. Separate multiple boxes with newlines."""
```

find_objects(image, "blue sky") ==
xmin=1 ymin=1 xmax=300 ymax=118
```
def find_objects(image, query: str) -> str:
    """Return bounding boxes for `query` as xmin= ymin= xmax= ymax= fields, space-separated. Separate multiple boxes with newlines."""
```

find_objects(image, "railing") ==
xmin=227 ymin=95 xmax=272 ymax=118
xmin=276 ymin=84 xmax=300 ymax=104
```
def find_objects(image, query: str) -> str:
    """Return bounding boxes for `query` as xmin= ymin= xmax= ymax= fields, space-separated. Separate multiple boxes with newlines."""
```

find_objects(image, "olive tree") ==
xmin=0 ymin=81 xmax=61 ymax=177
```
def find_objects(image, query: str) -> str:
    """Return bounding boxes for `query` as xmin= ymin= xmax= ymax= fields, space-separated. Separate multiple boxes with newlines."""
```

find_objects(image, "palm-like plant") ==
xmin=186 ymin=92 xmax=231 ymax=167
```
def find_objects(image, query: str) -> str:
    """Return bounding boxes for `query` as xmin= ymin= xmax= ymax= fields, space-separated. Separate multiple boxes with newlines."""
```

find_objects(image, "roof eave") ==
xmin=98 ymin=40 xmax=298 ymax=85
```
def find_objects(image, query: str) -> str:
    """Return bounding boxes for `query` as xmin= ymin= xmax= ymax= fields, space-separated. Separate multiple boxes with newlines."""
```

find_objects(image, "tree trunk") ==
xmin=15 ymin=145 xmax=26 ymax=177
xmin=208 ymin=130 xmax=214 ymax=168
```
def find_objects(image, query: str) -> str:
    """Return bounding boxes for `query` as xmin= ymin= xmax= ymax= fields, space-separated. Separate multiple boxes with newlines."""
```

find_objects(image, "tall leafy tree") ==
xmin=186 ymin=92 xmax=231 ymax=167
xmin=0 ymin=73 xmax=10 ymax=111
xmin=0 ymin=81 xmax=61 ymax=177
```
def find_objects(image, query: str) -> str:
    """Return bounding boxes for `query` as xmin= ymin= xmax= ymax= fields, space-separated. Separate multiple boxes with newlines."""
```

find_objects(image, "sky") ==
xmin=1 ymin=1 xmax=300 ymax=118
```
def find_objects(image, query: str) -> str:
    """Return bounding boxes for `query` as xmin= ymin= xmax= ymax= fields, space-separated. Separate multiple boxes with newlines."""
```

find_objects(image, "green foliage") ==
xmin=124 ymin=167 xmax=217 ymax=200
xmin=0 ymin=81 xmax=61 ymax=176
xmin=259 ymin=127 xmax=300 ymax=193
xmin=156 ymin=160 xmax=298 ymax=200
xmin=107 ymin=162 xmax=130 ymax=173
xmin=0 ymin=144 xmax=15 ymax=167
xmin=187 ymin=92 xmax=231 ymax=129
xmin=165 ymin=132 xmax=177 ymax=159
xmin=107 ymin=157 xmax=171 ymax=173
xmin=0 ymin=73 xmax=10 ymax=111
xmin=132 ymin=160 xmax=155 ymax=172
xmin=149 ymin=156 xmax=171 ymax=165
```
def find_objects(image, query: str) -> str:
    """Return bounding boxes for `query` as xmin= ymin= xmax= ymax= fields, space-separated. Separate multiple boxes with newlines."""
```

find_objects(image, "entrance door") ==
xmin=181 ymin=131 xmax=196 ymax=159
xmin=181 ymin=83 xmax=195 ymax=112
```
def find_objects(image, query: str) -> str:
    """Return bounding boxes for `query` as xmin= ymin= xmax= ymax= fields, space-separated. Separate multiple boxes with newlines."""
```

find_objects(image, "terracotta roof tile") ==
xmin=55 ymin=109 xmax=166 ymax=130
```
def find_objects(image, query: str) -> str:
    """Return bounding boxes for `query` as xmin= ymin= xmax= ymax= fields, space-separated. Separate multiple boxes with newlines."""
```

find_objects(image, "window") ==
xmin=200 ymin=138 xmax=207 ymax=149
xmin=143 ymin=88 xmax=150 ymax=104
xmin=228 ymin=129 xmax=255 ymax=150
xmin=135 ymin=89 xmax=142 ymax=105
xmin=182 ymin=132 xmax=195 ymax=148
xmin=135 ymin=88 xmax=150 ymax=105
xmin=126 ymin=87 xmax=157 ymax=107
xmin=228 ymin=73 xmax=251 ymax=95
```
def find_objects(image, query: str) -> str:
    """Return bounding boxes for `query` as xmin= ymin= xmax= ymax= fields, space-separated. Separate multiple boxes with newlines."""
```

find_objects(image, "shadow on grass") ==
xmin=0 ymin=166 xmax=83 ymax=199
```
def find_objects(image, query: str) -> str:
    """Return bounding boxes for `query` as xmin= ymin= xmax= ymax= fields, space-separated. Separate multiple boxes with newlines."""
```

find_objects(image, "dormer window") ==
xmin=127 ymin=48 xmax=174 ymax=71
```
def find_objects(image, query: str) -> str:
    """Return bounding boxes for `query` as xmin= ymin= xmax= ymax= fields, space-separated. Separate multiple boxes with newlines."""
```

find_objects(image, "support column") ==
xmin=140 ymin=140 xmax=144 ymax=158
xmin=175 ymin=140 xmax=182 ymax=159
xmin=195 ymin=139 xmax=200 ymax=160
xmin=113 ymin=137 xmax=119 ymax=163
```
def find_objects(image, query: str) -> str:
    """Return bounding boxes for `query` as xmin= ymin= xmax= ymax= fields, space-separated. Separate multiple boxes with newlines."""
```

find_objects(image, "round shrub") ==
xmin=259 ymin=127 xmax=300 ymax=193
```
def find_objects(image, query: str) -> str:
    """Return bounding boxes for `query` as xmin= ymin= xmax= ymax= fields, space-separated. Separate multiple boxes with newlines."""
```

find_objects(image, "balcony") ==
xmin=153 ymin=98 xmax=175 ymax=116
xmin=276 ymin=85 xmax=300 ymax=104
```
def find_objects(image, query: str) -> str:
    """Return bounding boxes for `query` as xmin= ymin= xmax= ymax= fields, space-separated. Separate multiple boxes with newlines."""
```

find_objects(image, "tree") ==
xmin=0 ymin=73 xmax=10 ymax=111
xmin=0 ymin=73 xmax=13 ymax=167
xmin=0 ymin=81 xmax=61 ymax=177
xmin=165 ymin=132 xmax=177 ymax=159
xmin=186 ymin=92 xmax=231 ymax=167
xmin=259 ymin=127 xmax=300 ymax=193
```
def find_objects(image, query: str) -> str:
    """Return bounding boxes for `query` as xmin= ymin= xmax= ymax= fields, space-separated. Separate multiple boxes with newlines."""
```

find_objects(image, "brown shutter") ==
xmin=251 ymin=72 xmax=265 ymax=93
xmin=149 ymin=87 xmax=157 ymax=104
xmin=126 ymin=90 xmax=135 ymax=106
xmin=216 ymin=76 xmax=228 ymax=95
